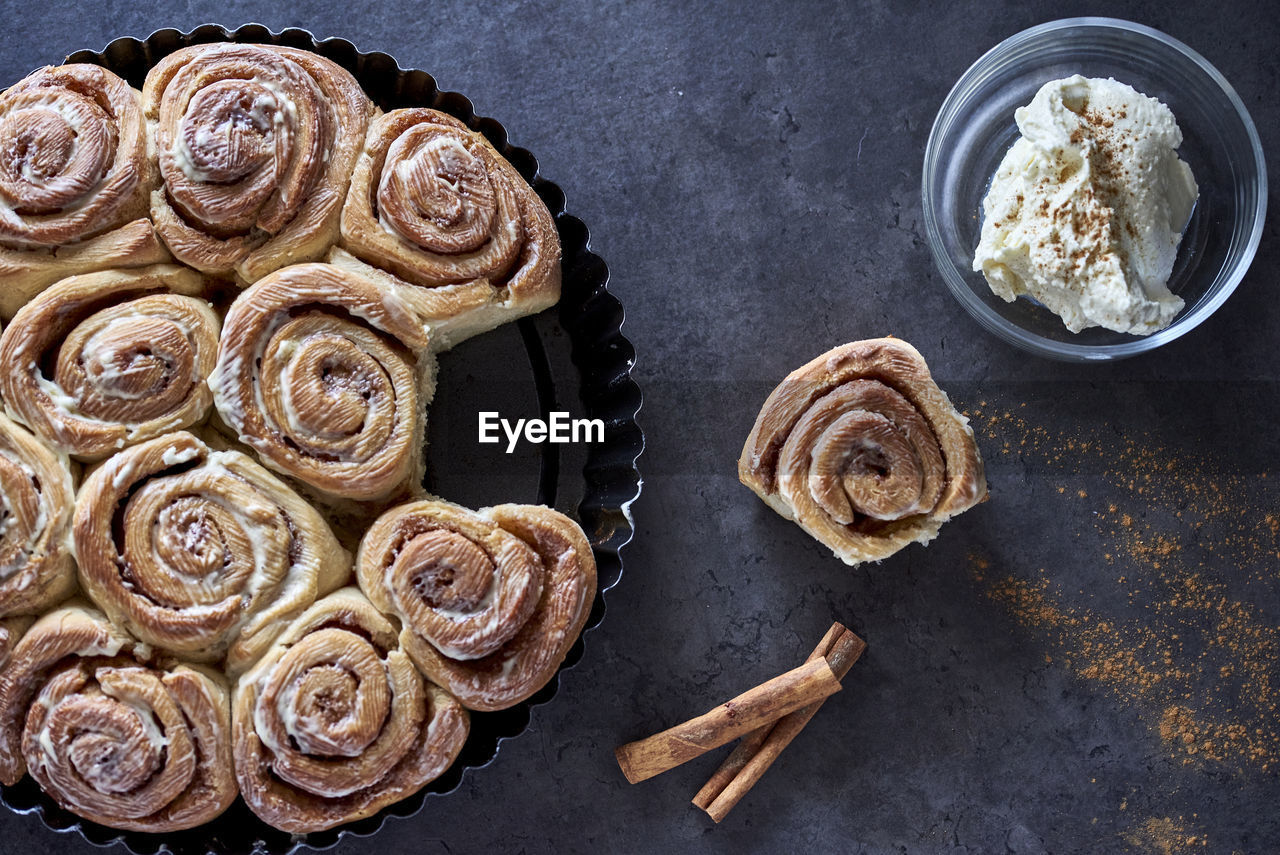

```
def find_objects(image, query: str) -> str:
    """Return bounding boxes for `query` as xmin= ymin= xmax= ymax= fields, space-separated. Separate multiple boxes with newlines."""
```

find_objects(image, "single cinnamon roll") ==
xmin=144 ymin=44 xmax=373 ymax=281
xmin=234 ymin=587 xmax=468 ymax=832
xmin=0 ymin=413 xmax=76 ymax=617
xmin=72 ymin=431 xmax=350 ymax=676
xmin=739 ymin=338 xmax=987 ymax=565
xmin=331 ymin=108 xmax=560 ymax=349
xmin=0 ymin=602 xmax=236 ymax=831
xmin=210 ymin=262 xmax=434 ymax=503
xmin=357 ymin=500 xmax=597 ymax=711
xmin=0 ymin=265 xmax=220 ymax=460
xmin=0 ymin=65 xmax=169 ymax=319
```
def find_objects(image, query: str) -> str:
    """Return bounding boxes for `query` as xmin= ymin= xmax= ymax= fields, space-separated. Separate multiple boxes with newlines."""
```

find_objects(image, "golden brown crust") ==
xmin=739 ymin=338 xmax=987 ymax=565
xmin=0 ymin=265 xmax=220 ymax=460
xmin=0 ymin=219 xmax=171 ymax=320
xmin=0 ymin=65 xmax=162 ymax=317
xmin=143 ymin=44 xmax=373 ymax=281
xmin=0 ymin=413 xmax=76 ymax=617
xmin=0 ymin=602 xmax=236 ymax=831
xmin=357 ymin=500 xmax=596 ymax=711
xmin=0 ymin=615 xmax=33 ymax=670
xmin=335 ymin=108 xmax=560 ymax=349
xmin=209 ymin=262 xmax=434 ymax=503
xmin=233 ymin=587 xmax=468 ymax=833
xmin=72 ymin=431 xmax=350 ymax=676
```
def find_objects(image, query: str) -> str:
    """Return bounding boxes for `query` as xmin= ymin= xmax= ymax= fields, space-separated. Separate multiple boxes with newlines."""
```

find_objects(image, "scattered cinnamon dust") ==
xmin=966 ymin=404 xmax=1280 ymax=776
xmin=1122 ymin=816 xmax=1209 ymax=854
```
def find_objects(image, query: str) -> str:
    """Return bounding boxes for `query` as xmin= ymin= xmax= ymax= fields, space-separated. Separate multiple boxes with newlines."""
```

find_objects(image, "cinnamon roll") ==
xmin=0 ymin=603 xmax=236 ymax=831
xmin=357 ymin=500 xmax=596 ymax=711
xmin=0 ymin=412 xmax=76 ymax=617
xmin=740 ymin=338 xmax=986 ymax=565
xmin=0 ymin=265 xmax=220 ymax=460
xmin=0 ymin=65 xmax=168 ymax=319
xmin=331 ymin=108 xmax=560 ymax=349
xmin=234 ymin=587 xmax=468 ymax=833
xmin=210 ymin=262 xmax=434 ymax=503
xmin=144 ymin=44 xmax=373 ymax=281
xmin=72 ymin=431 xmax=350 ymax=676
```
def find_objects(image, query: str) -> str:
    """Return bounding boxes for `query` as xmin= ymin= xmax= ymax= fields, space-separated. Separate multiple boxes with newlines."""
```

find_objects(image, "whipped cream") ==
xmin=972 ymin=75 xmax=1198 ymax=335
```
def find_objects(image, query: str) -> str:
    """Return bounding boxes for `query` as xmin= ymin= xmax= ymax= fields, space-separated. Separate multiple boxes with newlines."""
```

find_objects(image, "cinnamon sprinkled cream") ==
xmin=973 ymin=76 xmax=1198 ymax=335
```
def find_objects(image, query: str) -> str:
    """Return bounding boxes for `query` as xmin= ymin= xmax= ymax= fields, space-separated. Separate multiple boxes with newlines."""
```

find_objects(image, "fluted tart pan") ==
xmin=0 ymin=23 xmax=643 ymax=855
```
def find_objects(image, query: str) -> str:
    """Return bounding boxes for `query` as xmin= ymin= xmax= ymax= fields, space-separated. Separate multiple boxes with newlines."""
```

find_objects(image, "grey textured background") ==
xmin=1 ymin=0 xmax=1277 ymax=853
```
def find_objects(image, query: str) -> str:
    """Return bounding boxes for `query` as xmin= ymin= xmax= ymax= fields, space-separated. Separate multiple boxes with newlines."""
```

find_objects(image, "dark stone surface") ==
xmin=1 ymin=0 xmax=1277 ymax=852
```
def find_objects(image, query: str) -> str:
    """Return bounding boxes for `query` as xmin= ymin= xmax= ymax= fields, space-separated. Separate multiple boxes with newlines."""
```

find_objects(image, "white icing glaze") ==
xmin=160 ymin=444 xmax=200 ymax=468
xmin=35 ymin=372 xmax=82 ymax=418
xmin=110 ymin=456 xmax=136 ymax=489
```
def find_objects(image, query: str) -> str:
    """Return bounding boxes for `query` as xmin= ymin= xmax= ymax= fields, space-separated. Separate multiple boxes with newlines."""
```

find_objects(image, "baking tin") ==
xmin=0 ymin=23 xmax=644 ymax=855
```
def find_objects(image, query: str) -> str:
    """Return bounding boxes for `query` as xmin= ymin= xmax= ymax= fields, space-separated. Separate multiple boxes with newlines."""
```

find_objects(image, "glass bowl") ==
xmin=922 ymin=17 xmax=1267 ymax=361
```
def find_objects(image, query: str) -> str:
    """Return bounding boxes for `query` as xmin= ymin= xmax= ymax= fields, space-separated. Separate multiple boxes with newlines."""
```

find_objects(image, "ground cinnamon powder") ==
xmin=966 ymin=405 xmax=1279 ymax=771
xmin=1122 ymin=816 xmax=1209 ymax=855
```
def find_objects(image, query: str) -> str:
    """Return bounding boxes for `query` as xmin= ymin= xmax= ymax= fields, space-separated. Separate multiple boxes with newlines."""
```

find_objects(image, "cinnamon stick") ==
xmin=697 ymin=626 xmax=867 ymax=821
xmin=691 ymin=621 xmax=849 ymax=808
xmin=615 ymin=657 xmax=842 ymax=784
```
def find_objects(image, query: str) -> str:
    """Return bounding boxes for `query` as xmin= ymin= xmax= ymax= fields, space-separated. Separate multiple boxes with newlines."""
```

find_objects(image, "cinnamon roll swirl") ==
xmin=0 ymin=603 xmax=236 ymax=832
xmin=0 ymin=265 xmax=220 ymax=460
xmin=234 ymin=587 xmax=468 ymax=832
xmin=357 ymin=500 xmax=596 ymax=711
xmin=72 ymin=431 xmax=350 ymax=676
xmin=332 ymin=108 xmax=560 ymax=349
xmin=0 ymin=65 xmax=168 ymax=318
xmin=144 ymin=44 xmax=373 ymax=281
xmin=739 ymin=338 xmax=986 ymax=565
xmin=0 ymin=412 xmax=76 ymax=617
xmin=210 ymin=262 xmax=434 ymax=503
